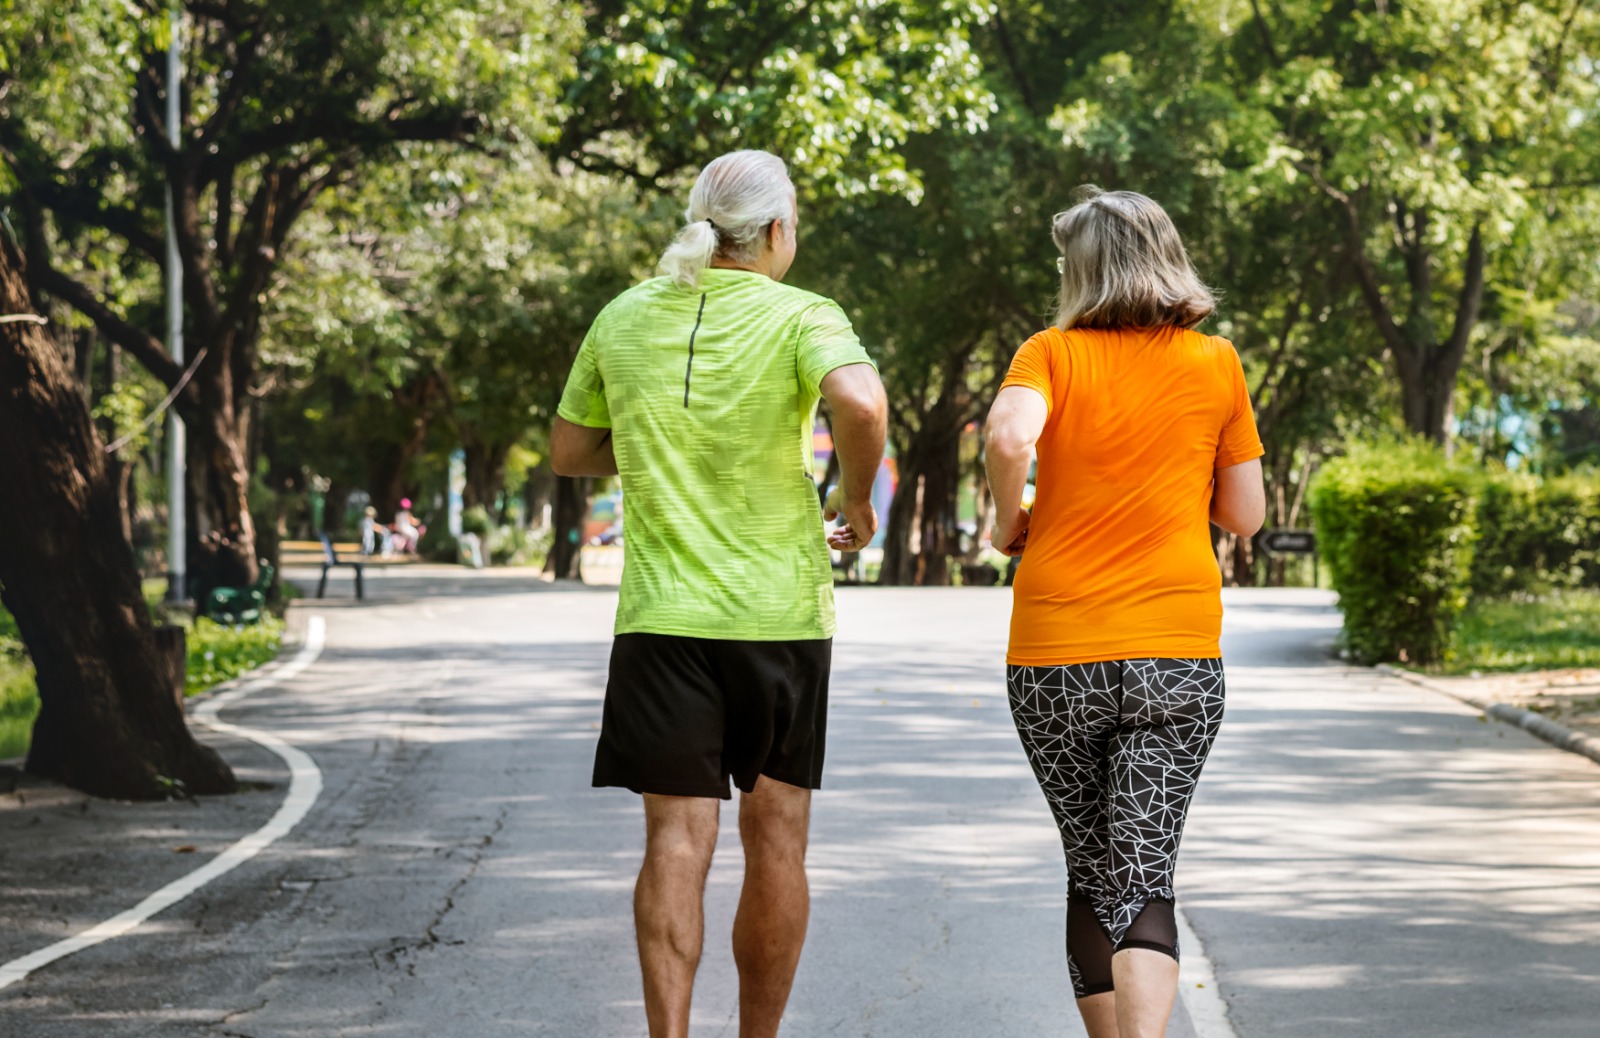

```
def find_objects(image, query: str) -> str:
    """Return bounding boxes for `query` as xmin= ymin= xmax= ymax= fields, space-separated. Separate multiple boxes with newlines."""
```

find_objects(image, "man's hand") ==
xmin=992 ymin=508 xmax=1030 ymax=557
xmin=824 ymin=486 xmax=878 ymax=551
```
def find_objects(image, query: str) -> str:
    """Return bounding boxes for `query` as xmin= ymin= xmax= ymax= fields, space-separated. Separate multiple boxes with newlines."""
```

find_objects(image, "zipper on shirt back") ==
xmin=684 ymin=292 xmax=707 ymax=407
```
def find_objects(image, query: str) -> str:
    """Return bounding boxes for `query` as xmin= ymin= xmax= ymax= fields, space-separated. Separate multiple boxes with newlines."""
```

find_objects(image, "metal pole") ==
xmin=164 ymin=4 xmax=186 ymax=603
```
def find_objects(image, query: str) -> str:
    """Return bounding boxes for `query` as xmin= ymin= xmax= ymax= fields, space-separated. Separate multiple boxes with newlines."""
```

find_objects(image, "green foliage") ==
xmin=460 ymin=506 xmax=495 ymax=538
xmin=1309 ymin=441 xmax=1479 ymax=665
xmin=1471 ymin=471 xmax=1600 ymax=597
xmin=1444 ymin=590 xmax=1600 ymax=674
xmin=416 ymin=523 xmax=459 ymax=563
xmin=0 ymin=605 xmax=38 ymax=761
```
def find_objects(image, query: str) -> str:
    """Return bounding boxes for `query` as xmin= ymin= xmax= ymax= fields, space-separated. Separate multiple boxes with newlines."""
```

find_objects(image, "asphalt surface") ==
xmin=1 ymin=572 xmax=1598 ymax=1036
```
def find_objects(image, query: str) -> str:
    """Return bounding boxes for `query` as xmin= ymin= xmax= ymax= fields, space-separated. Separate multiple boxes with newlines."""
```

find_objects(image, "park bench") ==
xmin=202 ymin=560 xmax=276 ymax=624
xmin=316 ymin=532 xmax=366 ymax=600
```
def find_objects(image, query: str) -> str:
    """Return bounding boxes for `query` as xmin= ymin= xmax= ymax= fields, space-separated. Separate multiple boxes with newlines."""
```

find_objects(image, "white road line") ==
xmin=1175 ymin=903 xmax=1240 ymax=1038
xmin=0 ymin=616 xmax=327 ymax=993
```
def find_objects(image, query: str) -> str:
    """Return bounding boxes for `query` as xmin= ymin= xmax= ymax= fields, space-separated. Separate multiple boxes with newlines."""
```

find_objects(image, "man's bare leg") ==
xmin=637 ymin=793 xmax=721 ymax=1038
xmin=732 ymin=776 xmax=812 ymax=1038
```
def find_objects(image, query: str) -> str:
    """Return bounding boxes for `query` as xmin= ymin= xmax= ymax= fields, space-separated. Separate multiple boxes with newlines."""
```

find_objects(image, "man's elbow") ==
xmin=834 ymin=384 xmax=887 ymax=428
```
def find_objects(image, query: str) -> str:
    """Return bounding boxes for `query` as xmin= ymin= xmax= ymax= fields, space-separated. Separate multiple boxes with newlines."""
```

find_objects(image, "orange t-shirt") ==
xmin=1000 ymin=325 xmax=1263 ymax=665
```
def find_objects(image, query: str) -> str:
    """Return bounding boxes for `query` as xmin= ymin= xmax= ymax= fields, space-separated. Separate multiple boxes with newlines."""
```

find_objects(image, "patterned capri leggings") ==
xmin=1007 ymin=658 xmax=1225 ymax=999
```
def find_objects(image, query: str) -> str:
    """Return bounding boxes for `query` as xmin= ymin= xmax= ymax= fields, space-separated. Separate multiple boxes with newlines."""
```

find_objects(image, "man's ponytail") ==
xmin=656 ymin=151 xmax=794 ymax=289
xmin=659 ymin=219 xmax=720 ymax=288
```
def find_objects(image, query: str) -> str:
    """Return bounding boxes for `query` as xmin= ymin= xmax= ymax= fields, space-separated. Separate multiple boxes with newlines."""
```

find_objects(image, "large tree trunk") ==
xmin=186 ymin=381 xmax=259 ymax=600
xmin=879 ymin=406 xmax=963 ymax=586
xmin=545 ymin=475 xmax=590 ymax=580
xmin=1396 ymin=350 xmax=1464 ymax=446
xmin=915 ymin=432 xmax=961 ymax=586
xmin=0 ymin=236 xmax=235 ymax=799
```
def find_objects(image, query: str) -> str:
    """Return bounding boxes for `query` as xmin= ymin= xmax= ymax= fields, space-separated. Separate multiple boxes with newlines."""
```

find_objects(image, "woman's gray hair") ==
xmin=1052 ymin=186 xmax=1215 ymax=330
xmin=658 ymin=150 xmax=796 ymax=288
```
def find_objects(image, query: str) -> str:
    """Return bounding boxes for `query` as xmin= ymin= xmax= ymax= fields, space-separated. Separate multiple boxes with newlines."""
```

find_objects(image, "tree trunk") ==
xmin=524 ymin=461 xmax=555 ymax=530
xmin=879 ymin=411 xmax=962 ymax=586
xmin=915 ymin=431 xmax=961 ymax=586
xmin=878 ymin=453 xmax=921 ymax=586
xmin=1397 ymin=351 xmax=1462 ymax=446
xmin=463 ymin=440 xmax=511 ymax=518
xmin=0 ymin=236 xmax=235 ymax=799
xmin=545 ymin=475 xmax=590 ymax=580
xmin=186 ymin=389 xmax=259 ymax=600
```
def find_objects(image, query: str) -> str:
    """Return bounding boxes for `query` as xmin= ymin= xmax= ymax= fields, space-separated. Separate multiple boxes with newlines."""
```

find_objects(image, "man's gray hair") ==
xmin=659 ymin=150 xmax=795 ymax=288
xmin=1053 ymin=186 xmax=1215 ymax=331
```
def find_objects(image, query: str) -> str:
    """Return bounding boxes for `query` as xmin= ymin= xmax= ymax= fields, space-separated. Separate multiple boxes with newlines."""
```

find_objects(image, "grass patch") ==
xmin=0 ymin=591 xmax=284 ymax=761
xmin=1439 ymin=589 xmax=1600 ymax=674
xmin=182 ymin=615 xmax=285 ymax=695
xmin=0 ymin=607 xmax=39 ymax=760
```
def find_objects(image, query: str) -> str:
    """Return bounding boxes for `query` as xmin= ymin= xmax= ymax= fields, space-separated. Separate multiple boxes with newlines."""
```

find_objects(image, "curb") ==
xmin=1376 ymin=663 xmax=1600 ymax=768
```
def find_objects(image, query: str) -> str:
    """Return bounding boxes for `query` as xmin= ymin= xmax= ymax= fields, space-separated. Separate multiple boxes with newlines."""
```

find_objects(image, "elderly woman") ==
xmin=985 ymin=187 xmax=1265 ymax=1038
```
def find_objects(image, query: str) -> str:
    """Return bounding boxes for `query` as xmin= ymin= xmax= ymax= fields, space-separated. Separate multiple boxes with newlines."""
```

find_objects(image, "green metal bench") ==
xmin=203 ymin=560 xmax=275 ymax=625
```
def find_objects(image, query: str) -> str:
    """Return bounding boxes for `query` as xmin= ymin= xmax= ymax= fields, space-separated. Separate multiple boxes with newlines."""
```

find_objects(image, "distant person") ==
xmin=359 ymin=506 xmax=393 ymax=557
xmin=984 ymin=187 xmax=1265 ymax=1038
xmin=393 ymin=498 xmax=422 ymax=554
xmin=551 ymin=149 xmax=887 ymax=1038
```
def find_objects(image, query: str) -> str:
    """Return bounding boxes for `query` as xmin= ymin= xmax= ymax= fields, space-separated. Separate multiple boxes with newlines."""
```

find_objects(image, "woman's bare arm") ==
xmin=984 ymin=386 xmax=1048 ymax=555
xmin=1211 ymin=457 xmax=1265 ymax=537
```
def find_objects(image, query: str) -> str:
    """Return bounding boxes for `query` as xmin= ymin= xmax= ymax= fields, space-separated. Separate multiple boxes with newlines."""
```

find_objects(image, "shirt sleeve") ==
xmin=999 ymin=331 xmax=1057 ymax=416
xmin=1216 ymin=345 xmax=1264 ymax=468
xmin=796 ymin=301 xmax=874 ymax=398
xmin=556 ymin=319 xmax=612 ymax=429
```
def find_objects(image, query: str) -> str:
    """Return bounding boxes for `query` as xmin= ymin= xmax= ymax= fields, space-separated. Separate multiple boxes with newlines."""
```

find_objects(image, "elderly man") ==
xmin=552 ymin=149 xmax=887 ymax=1038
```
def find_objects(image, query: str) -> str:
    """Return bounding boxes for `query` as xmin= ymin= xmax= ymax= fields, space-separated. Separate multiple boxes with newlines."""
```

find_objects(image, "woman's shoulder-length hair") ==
xmin=1052 ymin=186 xmax=1215 ymax=331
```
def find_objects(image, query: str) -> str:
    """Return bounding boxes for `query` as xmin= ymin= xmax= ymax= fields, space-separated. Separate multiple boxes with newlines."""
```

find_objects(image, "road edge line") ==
xmin=0 ymin=615 xmax=327 ymax=993
xmin=1175 ymin=904 xmax=1240 ymax=1038
xmin=1375 ymin=663 xmax=1600 ymax=768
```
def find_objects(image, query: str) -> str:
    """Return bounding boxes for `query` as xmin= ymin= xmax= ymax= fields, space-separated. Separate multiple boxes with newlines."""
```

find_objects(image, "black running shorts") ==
xmin=592 ymin=633 xmax=832 ymax=799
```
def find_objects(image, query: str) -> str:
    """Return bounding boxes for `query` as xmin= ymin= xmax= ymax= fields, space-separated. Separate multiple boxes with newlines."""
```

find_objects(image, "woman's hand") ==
xmin=993 ymin=508 xmax=1031 ymax=557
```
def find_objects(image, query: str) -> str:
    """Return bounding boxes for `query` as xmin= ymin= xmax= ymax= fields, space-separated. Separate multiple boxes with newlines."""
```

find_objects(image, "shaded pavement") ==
xmin=0 ymin=573 xmax=1596 ymax=1035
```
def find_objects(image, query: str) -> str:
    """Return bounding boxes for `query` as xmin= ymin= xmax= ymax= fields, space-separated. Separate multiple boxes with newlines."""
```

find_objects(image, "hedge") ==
xmin=1308 ymin=441 xmax=1478 ymax=665
xmin=1470 ymin=471 xmax=1600 ymax=597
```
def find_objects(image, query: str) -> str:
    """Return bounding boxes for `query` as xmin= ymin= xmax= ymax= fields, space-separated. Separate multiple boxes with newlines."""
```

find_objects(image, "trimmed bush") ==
xmin=1309 ymin=441 xmax=1478 ymax=665
xmin=1471 ymin=470 xmax=1600 ymax=597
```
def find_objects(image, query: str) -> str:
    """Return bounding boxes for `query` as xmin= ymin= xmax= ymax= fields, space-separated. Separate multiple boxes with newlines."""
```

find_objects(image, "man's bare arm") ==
xmin=551 ymin=416 xmax=618 ymax=477
xmin=820 ymin=363 xmax=887 ymax=550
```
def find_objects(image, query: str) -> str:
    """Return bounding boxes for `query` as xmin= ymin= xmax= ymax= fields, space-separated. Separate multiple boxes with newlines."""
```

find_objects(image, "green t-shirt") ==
xmin=557 ymin=268 xmax=874 ymax=641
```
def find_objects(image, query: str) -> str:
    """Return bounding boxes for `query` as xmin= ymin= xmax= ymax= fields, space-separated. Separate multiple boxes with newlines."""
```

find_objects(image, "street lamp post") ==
xmin=164 ymin=4 xmax=186 ymax=604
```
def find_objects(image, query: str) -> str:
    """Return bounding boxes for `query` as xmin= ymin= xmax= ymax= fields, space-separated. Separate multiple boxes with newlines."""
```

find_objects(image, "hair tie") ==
xmin=706 ymin=218 xmax=717 ymax=230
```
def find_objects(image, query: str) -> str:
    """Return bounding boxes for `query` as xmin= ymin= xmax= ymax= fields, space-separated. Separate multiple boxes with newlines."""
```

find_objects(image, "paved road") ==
xmin=2 ymin=573 xmax=1599 ymax=1036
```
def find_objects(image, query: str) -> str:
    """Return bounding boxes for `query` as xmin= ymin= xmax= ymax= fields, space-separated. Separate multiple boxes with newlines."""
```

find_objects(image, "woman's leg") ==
xmin=1007 ymin=663 xmax=1121 ymax=1035
xmin=1103 ymin=658 xmax=1226 ymax=1037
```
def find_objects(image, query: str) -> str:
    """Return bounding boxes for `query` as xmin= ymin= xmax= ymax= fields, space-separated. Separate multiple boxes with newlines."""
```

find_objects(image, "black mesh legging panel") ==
xmin=1067 ymin=895 xmax=1180 ymax=998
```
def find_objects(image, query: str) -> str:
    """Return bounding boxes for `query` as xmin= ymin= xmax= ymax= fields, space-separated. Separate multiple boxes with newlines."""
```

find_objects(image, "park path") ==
xmin=0 ymin=572 xmax=1597 ymax=1036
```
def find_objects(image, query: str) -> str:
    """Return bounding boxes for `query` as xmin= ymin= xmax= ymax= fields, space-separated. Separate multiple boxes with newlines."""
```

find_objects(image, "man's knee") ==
xmin=643 ymin=794 xmax=720 ymax=872
xmin=739 ymin=778 xmax=811 ymax=861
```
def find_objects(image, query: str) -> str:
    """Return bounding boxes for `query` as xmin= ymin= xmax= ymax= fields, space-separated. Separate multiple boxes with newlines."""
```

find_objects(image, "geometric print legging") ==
xmin=1007 ymin=658 xmax=1225 ymax=998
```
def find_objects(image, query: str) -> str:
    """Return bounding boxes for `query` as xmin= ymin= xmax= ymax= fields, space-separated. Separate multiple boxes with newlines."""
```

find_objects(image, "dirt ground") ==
xmin=1426 ymin=668 xmax=1600 ymax=737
